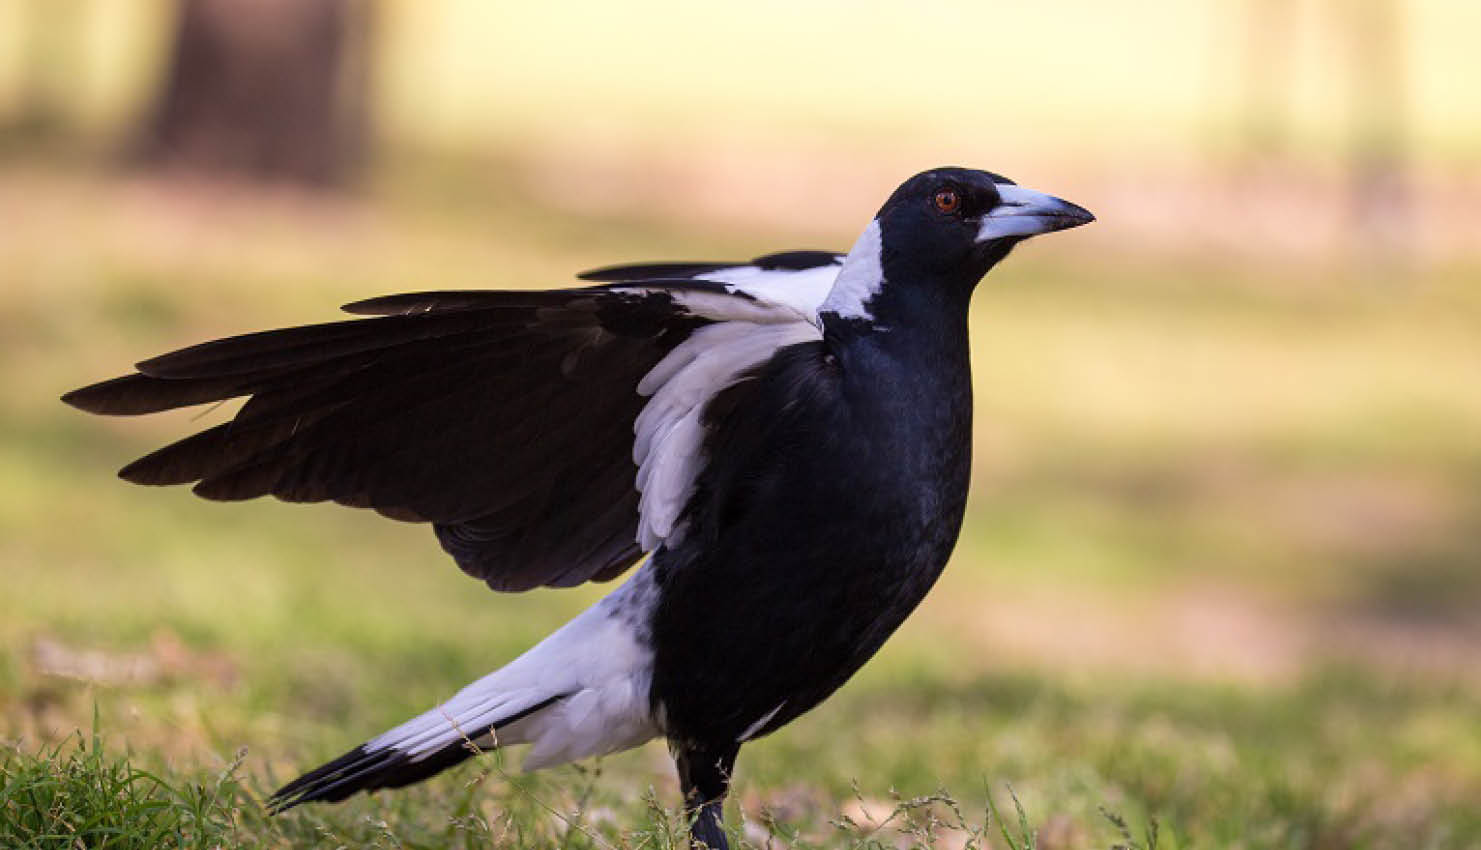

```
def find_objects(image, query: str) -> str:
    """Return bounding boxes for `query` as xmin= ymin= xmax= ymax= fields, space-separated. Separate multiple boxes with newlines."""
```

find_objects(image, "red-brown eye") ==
xmin=933 ymin=188 xmax=961 ymax=214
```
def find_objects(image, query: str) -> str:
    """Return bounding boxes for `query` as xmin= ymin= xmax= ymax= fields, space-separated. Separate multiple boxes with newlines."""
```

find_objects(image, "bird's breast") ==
xmin=646 ymin=331 xmax=975 ymax=745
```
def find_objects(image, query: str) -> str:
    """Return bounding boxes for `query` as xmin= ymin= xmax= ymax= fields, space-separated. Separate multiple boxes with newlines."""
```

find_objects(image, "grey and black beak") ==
xmin=976 ymin=185 xmax=1095 ymax=242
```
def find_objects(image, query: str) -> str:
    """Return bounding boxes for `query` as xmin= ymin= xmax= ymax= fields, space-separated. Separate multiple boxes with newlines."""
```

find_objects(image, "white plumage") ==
xmin=817 ymin=219 xmax=884 ymax=321
xmin=364 ymin=567 xmax=660 ymax=771
xmin=633 ymin=320 xmax=821 ymax=549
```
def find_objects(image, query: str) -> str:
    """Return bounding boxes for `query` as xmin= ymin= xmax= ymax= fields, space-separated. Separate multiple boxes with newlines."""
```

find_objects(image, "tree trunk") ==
xmin=139 ymin=0 xmax=372 ymax=186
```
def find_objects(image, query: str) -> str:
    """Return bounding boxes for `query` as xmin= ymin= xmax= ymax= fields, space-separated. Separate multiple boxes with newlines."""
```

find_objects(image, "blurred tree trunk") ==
xmin=139 ymin=0 xmax=372 ymax=186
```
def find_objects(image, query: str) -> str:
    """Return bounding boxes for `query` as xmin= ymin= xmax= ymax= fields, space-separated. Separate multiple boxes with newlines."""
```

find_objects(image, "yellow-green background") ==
xmin=1 ymin=2 xmax=1478 ymax=848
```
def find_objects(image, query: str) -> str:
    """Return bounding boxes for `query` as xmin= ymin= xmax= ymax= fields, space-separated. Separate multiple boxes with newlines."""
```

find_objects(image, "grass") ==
xmin=0 ymin=713 xmax=247 ymax=849
xmin=2 ymin=153 xmax=1480 ymax=848
xmin=3 ymin=721 xmax=1019 ymax=850
xmin=0 ymin=712 xmax=1036 ymax=849
xmin=6 ymin=672 xmax=1479 ymax=848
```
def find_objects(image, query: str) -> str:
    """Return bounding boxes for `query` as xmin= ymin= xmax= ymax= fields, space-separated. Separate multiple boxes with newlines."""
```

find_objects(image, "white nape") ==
xmin=817 ymin=219 xmax=884 ymax=321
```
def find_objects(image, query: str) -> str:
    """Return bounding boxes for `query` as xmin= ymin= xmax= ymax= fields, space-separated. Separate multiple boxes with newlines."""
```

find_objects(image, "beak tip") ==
xmin=1064 ymin=201 xmax=1095 ymax=228
xmin=976 ymin=187 xmax=1096 ymax=242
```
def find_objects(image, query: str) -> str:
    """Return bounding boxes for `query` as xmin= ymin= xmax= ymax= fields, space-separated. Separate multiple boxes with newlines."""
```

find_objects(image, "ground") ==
xmin=2 ymin=156 xmax=1480 ymax=849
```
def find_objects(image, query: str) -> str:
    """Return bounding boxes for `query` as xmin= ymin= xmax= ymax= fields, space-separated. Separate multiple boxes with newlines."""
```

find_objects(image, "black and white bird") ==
xmin=64 ymin=167 xmax=1092 ymax=849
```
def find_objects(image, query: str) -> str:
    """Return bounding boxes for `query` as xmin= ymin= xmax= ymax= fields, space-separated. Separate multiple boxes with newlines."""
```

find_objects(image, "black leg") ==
xmin=675 ymin=742 xmax=740 ymax=850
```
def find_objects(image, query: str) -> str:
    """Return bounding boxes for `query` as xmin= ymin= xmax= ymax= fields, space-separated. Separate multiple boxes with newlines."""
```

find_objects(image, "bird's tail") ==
xmin=268 ymin=577 xmax=659 ymax=811
xmin=266 ymin=692 xmax=563 ymax=810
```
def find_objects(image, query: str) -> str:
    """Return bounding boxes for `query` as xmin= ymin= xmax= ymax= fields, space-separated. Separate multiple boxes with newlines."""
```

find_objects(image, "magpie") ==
xmin=63 ymin=167 xmax=1092 ymax=849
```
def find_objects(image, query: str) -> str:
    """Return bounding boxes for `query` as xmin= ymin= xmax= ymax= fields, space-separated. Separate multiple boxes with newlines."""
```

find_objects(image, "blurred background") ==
xmin=1 ymin=1 xmax=1478 ymax=847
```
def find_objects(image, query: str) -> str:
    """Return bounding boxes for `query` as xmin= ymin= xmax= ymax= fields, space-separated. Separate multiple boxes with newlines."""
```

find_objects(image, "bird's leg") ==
xmin=675 ymin=742 xmax=740 ymax=850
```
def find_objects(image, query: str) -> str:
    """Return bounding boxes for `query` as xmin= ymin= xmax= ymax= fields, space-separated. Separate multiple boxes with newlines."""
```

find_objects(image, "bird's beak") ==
xmin=975 ymin=185 xmax=1095 ymax=242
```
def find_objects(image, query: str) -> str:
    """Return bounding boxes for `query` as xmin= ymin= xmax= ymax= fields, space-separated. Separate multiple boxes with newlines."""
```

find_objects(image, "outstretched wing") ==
xmin=64 ymin=254 xmax=843 ymax=592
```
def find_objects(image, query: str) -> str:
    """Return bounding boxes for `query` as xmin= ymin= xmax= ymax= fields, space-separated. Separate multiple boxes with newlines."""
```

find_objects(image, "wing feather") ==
xmin=65 ymin=288 xmax=703 ymax=590
xmin=64 ymin=257 xmax=843 ymax=592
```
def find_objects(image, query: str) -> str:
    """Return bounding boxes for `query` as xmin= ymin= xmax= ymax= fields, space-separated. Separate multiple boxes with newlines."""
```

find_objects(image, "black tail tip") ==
xmin=266 ymin=744 xmax=383 ymax=813
xmin=265 ymin=738 xmax=483 ymax=815
xmin=264 ymin=792 xmax=300 ymax=815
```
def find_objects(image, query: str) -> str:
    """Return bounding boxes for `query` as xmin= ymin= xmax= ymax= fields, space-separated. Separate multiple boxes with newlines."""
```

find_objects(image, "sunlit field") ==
xmin=2 ymin=150 xmax=1479 ymax=848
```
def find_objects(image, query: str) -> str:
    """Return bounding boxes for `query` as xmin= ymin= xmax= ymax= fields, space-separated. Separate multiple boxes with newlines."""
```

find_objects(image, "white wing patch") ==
xmin=610 ymin=258 xmax=842 ymax=328
xmin=633 ymin=320 xmax=821 ymax=550
xmin=615 ymin=259 xmax=849 ymax=551
xmin=618 ymin=241 xmax=889 ymax=551
xmin=696 ymin=262 xmax=842 ymax=324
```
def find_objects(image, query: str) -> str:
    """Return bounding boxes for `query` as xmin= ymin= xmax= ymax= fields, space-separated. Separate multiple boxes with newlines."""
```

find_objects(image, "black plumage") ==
xmin=653 ymin=303 xmax=975 ymax=749
xmin=66 ymin=287 xmax=705 ymax=590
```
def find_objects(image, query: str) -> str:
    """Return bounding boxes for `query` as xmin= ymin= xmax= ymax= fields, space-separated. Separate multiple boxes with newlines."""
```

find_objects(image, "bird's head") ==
xmin=879 ymin=167 xmax=1094 ymax=276
xmin=821 ymin=167 xmax=1093 ymax=325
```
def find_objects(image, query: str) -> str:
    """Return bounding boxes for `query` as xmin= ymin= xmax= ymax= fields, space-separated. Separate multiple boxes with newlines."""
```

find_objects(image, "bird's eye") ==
xmin=933 ymin=188 xmax=961 ymax=215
